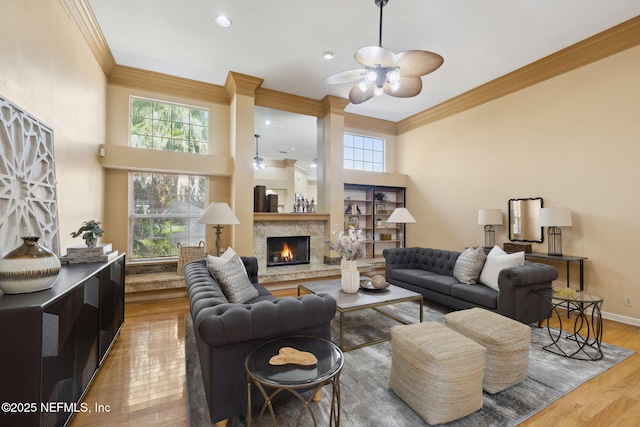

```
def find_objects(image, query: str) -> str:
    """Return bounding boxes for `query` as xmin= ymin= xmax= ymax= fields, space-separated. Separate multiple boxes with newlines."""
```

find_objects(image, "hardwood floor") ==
xmin=69 ymin=293 xmax=640 ymax=426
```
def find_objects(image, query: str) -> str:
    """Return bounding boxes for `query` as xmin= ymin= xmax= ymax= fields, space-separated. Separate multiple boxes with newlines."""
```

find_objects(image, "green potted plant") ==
xmin=71 ymin=220 xmax=105 ymax=248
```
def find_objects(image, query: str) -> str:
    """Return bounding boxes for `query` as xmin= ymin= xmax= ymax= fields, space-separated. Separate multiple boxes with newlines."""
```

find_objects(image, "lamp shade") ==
xmin=386 ymin=208 xmax=416 ymax=224
xmin=539 ymin=207 xmax=572 ymax=227
xmin=478 ymin=209 xmax=503 ymax=225
xmin=196 ymin=202 xmax=240 ymax=225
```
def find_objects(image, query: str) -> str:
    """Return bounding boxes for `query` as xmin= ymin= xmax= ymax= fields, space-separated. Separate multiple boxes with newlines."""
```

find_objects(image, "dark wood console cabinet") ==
xmin=0 ymin=254 xmax=125 ymax=427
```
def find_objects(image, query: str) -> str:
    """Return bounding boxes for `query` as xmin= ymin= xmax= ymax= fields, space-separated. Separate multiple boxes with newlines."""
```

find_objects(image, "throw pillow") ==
xmin=206 ymin=247 xmax=248 ymax=278
xmin=453 ymin=247 xmax=487 ymax=284
xmin=478 ymin=246 xmax=525 ymax=291
xmin=210 ymin=254 xmax=258 ymax=303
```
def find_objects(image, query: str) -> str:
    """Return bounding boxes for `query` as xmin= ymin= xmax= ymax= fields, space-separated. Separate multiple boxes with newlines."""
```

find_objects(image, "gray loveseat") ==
xmin=383 ymin=247 xmax=558 ymax=325
xmin=184 ymin=257 xmax=337 ymax=424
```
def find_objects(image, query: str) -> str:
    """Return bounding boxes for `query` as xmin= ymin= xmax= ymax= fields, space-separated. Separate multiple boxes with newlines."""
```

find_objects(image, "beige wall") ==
xmin=398 ymin=45 xmax=640 ymax=323
xmin=0 ymin=0 xmax=108 ymax=253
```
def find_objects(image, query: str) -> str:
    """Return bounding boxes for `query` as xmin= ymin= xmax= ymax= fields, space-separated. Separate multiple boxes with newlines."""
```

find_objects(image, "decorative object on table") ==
xmin=266 ymin=193 xmax=278 ymax=212
xmin=371 ymin=274 xmax=388 ymax=289
xmin=66 ymin=243 xmax=119 ymax=264
xmin=268 ymin=347 xmax=318 ymax=366
xmin=0 ymin=236 xmax=61 ymax=294
xmin=177 ymin=241 xmax=206 ymax=275
xmin=327 ymin=227 xmax=369 ymax=293
xmin=253 ymin=185 xmax=266 ymax=212
xmin=539 ymin=207 xmax=572 ymax=256
xmin=386 ymin=207 xmax=416 ymax=248
xmin=0 ymin=95 xmax=60 ymax=255
xmin=70 ymin=220 xmax=104 ymax=248
xmin=345 ymin=203 xmax=361 ymax=215
xmin=360 ymin=275 xmax=390 ymax=291
xmin=196 ymin=202 xmax=241 ymax=256
xmin=323 ymin=0 xmax=443 ymax=105
xmin=478 ymin=209 xmax=503 ymax=248
xmin=503 ymin=242 xmax=532 ymax=253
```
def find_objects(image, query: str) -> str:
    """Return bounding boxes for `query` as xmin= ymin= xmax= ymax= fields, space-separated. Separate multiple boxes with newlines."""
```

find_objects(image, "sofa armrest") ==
xmin=497 ymin=262 xmax=559 ymax=324
xmin=194 ymin=294 xmax=337 ymax=347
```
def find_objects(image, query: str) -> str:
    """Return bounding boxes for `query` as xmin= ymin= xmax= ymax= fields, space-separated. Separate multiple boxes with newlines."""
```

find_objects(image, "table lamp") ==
xmin=478 ymin=209 xmax=503 ymax=248
xmin=539 ymin=207 xmax=572 ymax=256
xmin=386 ymin=208 xmax=416 ymax=248
xmin=196 ymin=202 xmax=240 ymax=256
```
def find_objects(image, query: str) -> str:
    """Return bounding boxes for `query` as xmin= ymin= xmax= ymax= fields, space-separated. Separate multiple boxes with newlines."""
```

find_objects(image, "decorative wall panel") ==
xmin=0 ymin=95 xmax=60 ymax=255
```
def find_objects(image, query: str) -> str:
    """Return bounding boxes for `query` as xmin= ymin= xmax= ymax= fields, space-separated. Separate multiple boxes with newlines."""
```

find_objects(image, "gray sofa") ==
xmin=383 ymin=247 xmax=558 ymax=325
xmin=184 ymin=257 xmax=337 ymax=424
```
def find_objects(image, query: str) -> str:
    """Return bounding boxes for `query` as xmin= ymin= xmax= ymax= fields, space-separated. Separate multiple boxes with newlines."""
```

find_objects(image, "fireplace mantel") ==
xmin=254 ymin=213 xmax=329 ymax=222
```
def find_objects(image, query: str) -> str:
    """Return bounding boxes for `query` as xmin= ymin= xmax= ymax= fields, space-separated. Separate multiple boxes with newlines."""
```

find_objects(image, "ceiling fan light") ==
xmin=386 ymin=69 xmax=400 ymax=83
xmin=389 ymin=81 xmax=401 ymax=92
xmin=358 ymin=81 xmax=369 ymax=92
xmin=364 ymin=71 xmax=377 ymax=85
xmin=374 ymin=86 xmax=384 ymax=97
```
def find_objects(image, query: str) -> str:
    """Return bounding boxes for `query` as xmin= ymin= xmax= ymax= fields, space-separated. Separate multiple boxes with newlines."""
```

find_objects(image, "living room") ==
xmin=2 ymin=0 xmax=640 ymax=425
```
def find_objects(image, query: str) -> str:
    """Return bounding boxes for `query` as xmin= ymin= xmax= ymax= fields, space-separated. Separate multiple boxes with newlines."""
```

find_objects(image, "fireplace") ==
xmin=267 ymin=236 xmax=310 ymax=267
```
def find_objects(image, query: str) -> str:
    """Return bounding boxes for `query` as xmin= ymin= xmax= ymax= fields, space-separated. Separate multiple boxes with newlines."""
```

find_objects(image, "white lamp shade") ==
xmin=386 ymin=208 xmax=416 ymax=224
xmin=539 ymin=207 xmax=572 ymax=227
xmin=196 ymin=202 xmax=241 ymax=225
xmin=478 ymin=209 xmax=503 ymax=225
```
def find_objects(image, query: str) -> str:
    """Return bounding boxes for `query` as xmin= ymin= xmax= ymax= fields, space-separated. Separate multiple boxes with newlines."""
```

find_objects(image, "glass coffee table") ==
xmin=298 ymin=279 xmax=423 ymax=351
xmin=246 ymin=335 xmax=343 ymax=427
xmin=534 ymin=287 xmax=603 ymax=361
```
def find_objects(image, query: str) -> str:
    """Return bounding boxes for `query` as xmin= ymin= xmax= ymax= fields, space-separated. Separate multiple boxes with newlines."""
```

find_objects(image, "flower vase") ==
xmin=0 ymin=236 xmax=61 ymax=294
xmin=341 ymin=259 xmax=360 ymax=293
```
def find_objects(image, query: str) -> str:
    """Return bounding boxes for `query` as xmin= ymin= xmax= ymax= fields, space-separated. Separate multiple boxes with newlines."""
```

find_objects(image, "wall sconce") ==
xmin=478 ymin=209 xmax=503 ymax=248
xmin=539 ymin=207 xmax=572 ymax=256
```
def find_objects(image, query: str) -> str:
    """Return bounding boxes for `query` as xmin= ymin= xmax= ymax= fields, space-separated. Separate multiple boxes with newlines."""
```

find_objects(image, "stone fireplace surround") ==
xmin=253 ymin=214 xmax=384 ymax=286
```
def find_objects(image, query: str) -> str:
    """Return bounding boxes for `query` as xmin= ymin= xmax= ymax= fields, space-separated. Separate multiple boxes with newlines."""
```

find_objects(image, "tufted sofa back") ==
xmin=383 ymin=247 xmax=461 ymax=278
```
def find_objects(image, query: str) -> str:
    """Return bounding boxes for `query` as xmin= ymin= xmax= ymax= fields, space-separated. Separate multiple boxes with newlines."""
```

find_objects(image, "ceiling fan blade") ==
xmin=396 ymin=50 xmax=444 ymax=76
xmin=349 ymin=83 xmax=375 ymax=104
xmin=323 ymin=69 xmax=366 ymax=85
xmin=384 ymin=76 xmax=423 ymax=98
xmin=355 ymin=46 xmax=398 ymax=68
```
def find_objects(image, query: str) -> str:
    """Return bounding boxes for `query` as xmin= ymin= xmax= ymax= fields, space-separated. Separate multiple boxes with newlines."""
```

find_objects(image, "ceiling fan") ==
xmin=324 ymin=0 xmax=443 ymax=104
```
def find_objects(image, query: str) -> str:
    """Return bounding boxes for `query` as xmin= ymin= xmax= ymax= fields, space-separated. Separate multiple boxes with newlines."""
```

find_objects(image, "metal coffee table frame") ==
xmin=298 ymin=280 xmax=424 ymax=352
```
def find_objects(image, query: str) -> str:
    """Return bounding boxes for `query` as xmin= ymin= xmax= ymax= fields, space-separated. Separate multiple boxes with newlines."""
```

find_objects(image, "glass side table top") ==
xmin=246 ymin=336 xmax=344 ymax=388
xmin=534 ymin=287 xmax=603 ymax=304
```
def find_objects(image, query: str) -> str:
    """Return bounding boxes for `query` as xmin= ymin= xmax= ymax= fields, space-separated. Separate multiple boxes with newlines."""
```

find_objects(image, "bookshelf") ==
xmin=344 ymin=184 xmax=406 ymax=259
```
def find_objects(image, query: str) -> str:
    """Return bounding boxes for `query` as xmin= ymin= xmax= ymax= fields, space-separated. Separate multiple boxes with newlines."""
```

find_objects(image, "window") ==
xmin=130 ymin=97 xmax=209 ymax=153
xmin=344 ymin=133 xmax=384 ymax=172
xmin=130 ymin=172 xmax=207 ymax=260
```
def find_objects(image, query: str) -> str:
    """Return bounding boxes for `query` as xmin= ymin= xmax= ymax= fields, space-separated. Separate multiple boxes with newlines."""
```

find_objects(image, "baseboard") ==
xmin=601 ymin=311 xmax=640 ymax=327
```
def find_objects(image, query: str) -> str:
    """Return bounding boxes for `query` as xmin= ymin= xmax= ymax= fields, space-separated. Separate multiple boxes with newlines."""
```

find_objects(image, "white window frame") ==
xmin=343 ymin=132 xmax=385 ymax=172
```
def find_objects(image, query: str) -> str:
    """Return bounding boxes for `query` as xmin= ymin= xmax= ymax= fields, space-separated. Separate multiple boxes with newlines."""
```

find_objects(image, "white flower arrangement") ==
xmin=327 ymin=227 xmax=369 ymax=261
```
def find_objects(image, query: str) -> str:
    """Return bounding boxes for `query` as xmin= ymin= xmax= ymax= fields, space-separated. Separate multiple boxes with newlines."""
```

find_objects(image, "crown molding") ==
xmin=321 ymin=95 xmax=350 ymax=116
xmin=345 ymin=113 xmax=397 ymax=135
xmin=109 ymin=65 xmax=229 ymax=104
xmin=58 ymin=0 xmax=116 ymax=76
xmin=225 ymin=72 xmax=264 ymax=99
xmin=255 ymin=88 xmax=324 ymax=118
xmin=398 ymin=15 xmax=640 ymax=134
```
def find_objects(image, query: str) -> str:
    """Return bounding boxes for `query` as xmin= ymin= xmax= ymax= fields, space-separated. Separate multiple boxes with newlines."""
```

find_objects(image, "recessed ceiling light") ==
xmin=215 ymin=15 xmax=232 ymax=28
xmin=322 ymin=51 xmax=336 ymax=60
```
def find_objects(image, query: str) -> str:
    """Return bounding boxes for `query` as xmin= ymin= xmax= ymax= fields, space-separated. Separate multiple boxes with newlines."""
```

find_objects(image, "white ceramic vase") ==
xmin=341 ymin=259 xmax=360 ymax=293
xmin=0 ymin=236 xmax=61 ymax=294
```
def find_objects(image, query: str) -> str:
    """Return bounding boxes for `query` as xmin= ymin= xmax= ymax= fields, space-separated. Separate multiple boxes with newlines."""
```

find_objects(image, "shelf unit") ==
xmin=344 ymin=184 xmax=406 ymax=259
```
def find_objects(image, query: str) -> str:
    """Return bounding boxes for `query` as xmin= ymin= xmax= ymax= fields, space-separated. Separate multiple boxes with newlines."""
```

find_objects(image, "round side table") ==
xmin=535 ymin=287 xmax=603 ymax=361
xmin=246 ymin=335 xmax=344 ymax=426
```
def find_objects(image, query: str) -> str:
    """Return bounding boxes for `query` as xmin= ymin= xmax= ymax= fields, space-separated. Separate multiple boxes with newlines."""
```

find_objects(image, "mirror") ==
xmin=254 ymin=107 xmax=319 ymax=212
xmin=508 ymin=197 xmax=544 ymax=243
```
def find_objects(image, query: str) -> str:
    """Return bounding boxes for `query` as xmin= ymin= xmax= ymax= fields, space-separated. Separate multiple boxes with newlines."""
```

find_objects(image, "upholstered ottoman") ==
xmin=445 ymin=307 xmax=531 ymax=394
xmin=388 ymin=322 xmax=486 ymax=424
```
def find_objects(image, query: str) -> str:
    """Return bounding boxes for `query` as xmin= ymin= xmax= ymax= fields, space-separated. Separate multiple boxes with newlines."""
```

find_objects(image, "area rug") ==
xmin=185 ymin=300 xmax=634 ymax=426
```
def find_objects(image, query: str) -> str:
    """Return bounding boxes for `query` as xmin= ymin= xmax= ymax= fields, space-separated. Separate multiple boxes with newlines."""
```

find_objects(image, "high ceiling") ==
xmin=89 ymin=0 xmax=639 ymax=122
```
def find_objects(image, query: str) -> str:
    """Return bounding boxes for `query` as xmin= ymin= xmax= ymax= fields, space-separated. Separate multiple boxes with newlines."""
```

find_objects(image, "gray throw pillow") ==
xmin=453 ymin=247 xmax=487 ymax=284
xmin=211 ymin=254 xmax=258 ymax=303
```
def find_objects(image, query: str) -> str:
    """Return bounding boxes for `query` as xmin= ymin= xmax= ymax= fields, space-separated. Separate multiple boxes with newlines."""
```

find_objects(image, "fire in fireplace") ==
xmin=267 ymin=236 xmax=310 ymax=267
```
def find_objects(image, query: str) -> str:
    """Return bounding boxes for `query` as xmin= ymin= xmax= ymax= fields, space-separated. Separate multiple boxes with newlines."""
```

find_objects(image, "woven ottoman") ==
xmin=445 ymin=307 xmax=531 ymax=394
xmin=388 ymin=322 xmax=486 ymax=424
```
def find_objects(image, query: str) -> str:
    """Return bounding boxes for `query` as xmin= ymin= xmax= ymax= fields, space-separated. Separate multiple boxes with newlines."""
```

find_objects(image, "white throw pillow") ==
xmin=206 ymin=247 xmax=248 ymax=277
xmin=210 ymin=254 xmax=258 ymax=303
xmin=453 ymin=247 xmax=487 ymax=284
xmin=478 ymin=246 xmax=525 ymax=291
